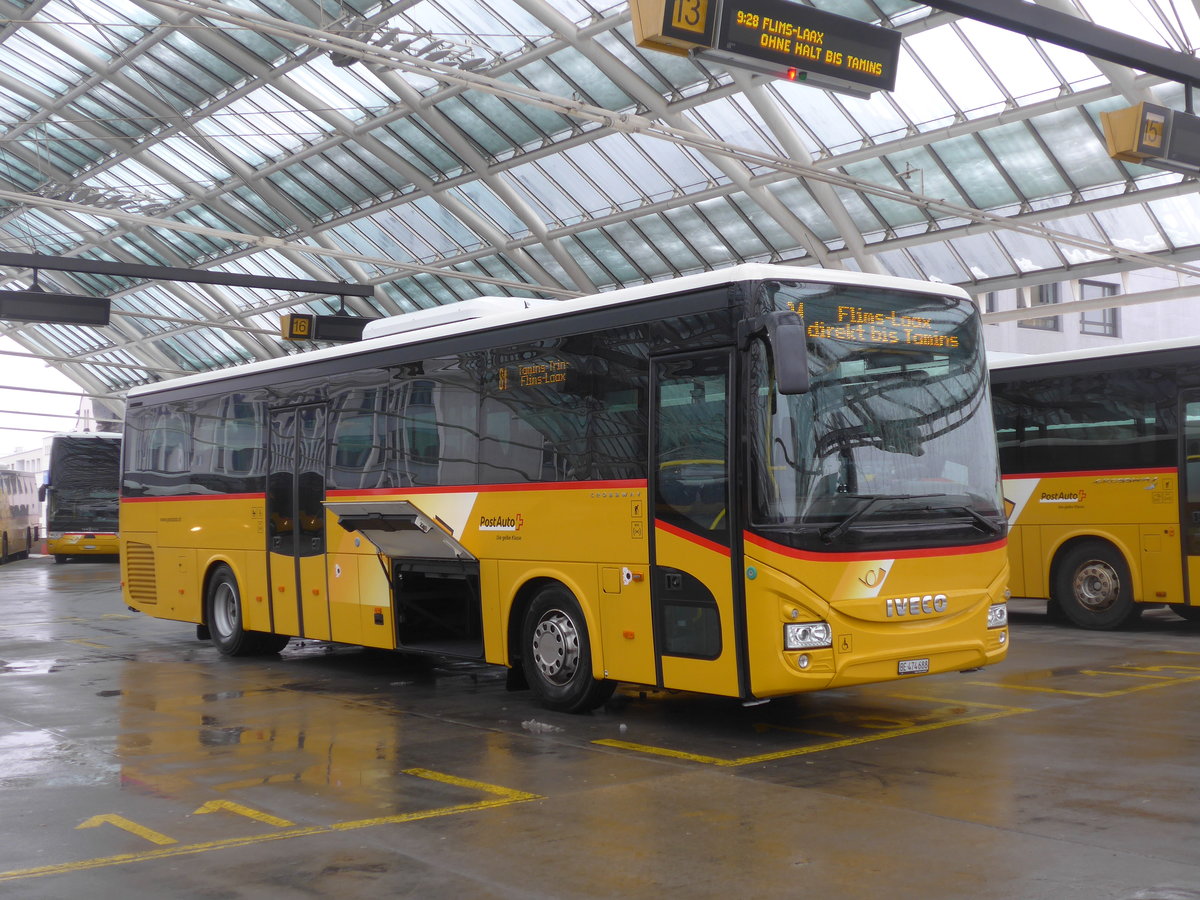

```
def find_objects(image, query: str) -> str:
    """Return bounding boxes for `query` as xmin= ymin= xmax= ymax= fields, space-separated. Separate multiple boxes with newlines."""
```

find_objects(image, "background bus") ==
xmin=121 ymin=265 xmax=1009 ymax=712
xmin=42 ymin=431 xmax=122 ymax=563
xmin=991 ymin=338 xmax=1200 ymax=629
xmin=0 ymin=468 xmax=38 ymax=562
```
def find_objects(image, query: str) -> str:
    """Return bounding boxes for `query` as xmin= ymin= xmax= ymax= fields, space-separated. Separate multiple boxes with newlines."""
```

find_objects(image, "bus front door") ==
xmin=267 ymin=405 xmax=331 ymax=641
xmin=650 ymin=351 xmax=743 ymax=698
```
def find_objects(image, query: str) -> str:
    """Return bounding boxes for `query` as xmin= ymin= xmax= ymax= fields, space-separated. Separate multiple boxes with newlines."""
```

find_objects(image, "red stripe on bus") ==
xmin=327 ymin=479 xmax=647 ymax=497
xmin=121 ymin=493 xmax=264 ymax=503
xmin=745 ymin=531 xmax=1006 ymax=562
xmin=121 ymin=481 xmax=648 ymax=504
xmin=1001 ymin=467 xmax=1175 ymax=481
xmin=654 ymin=519 xmax=732 ymax=557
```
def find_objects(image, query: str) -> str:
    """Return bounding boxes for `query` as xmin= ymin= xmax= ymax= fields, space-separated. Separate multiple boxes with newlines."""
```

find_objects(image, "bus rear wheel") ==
xmin=522 ymin=585 xmax=615 ymax=714
xmin=206 ymin=564 xmax=288 ymax=656
xmin=1053 ymin=541 xmax=1141 ymax=630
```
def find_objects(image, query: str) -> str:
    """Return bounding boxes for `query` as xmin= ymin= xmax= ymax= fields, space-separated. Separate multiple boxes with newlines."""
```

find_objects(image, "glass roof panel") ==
xmin=994 ymin=230 xmax=1064 ymax=273
xmin=1091 ymin=204 xmax=1168 ymax=255
xmin=3 ymin=0 xmax=1200 ymax=401
xmin=903 ymin=25 xmax=1007 ymax=116
xmin=944 ymin=233 xmax=1016 ymax=282
xmin=1148 ymin=194 xmax=1200 ymax=249
xmin=955 ymin=20 xmax=1061 ymax=103
xmin=890 ymin=48 xmax=959 ymax=132
xmin=977 ymin=122 xmax=1069 ymax=200
xmin=1029 ymin=108 xmax=1121 ymax=189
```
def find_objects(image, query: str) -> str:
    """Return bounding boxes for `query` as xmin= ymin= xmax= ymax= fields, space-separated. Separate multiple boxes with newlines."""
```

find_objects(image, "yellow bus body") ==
xmin=1002 ymin=468 xmax=1182 ymax=605
xmin=47 ymin=531 xmax=121 ymax=558
xmin=123 ymin=483 xmax=1008 ymax=700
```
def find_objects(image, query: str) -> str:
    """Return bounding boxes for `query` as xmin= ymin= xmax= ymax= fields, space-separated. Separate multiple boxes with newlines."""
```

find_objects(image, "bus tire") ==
xmin=1053 ymin=541 xmax=1141 ymax=630
xmin=206 ymin=564 xmax=273 ymax=656
xmin=54 ymin=554 xmax=67 ymax=564
xmin=522 ymin=585 xmax=615 ymax=714
xmin=1 ymin=533 xmax=7 ymax=563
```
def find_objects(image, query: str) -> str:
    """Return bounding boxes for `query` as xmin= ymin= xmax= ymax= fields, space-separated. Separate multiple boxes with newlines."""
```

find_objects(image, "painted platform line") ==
xmin=969 ymin=662 xmax=1200 ymax=698
xmin=0 ymin=769 xmax=541 ymax=884
xmin=594 ymin=696 xmax=1032 ymax=767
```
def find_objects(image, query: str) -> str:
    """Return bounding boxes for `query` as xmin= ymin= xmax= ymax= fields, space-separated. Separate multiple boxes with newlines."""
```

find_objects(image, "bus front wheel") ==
xmin=522 ymin=585 xmax=615 ymax=714
xmin=206 ymin=565 xmax=288 ymax=656
xmin=1053 ymin=541 xmax=1141 ymax=630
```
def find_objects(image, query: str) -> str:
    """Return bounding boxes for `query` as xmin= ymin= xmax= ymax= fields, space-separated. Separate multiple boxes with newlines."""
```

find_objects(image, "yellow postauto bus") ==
xmin=42 ymin=431 xmax=122 ymax=562
xmin=991 ymin=337 xmax=1200 ymax=629
xmin=121 ymin=265 xmax=1009 ymax=712
xmin=0 ymin=467 xmax=38 ymax=562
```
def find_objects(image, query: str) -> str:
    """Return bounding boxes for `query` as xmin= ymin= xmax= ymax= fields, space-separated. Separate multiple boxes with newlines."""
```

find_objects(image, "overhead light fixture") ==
xmin=0 ymin=272 xmax=110 ymax=326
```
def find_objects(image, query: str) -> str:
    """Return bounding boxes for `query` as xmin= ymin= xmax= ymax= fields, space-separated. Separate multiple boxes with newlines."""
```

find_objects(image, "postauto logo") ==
xmin=478 ymin=513 xmax=524 ymax=532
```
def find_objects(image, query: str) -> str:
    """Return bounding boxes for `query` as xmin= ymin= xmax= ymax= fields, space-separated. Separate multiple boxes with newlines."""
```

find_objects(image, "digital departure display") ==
xmin=498 ymin=359 xmax=572 ymax=390
xmin=787 ymin=302 xmax=961 ymax=350
xmin=717 ymin=0 xmax=901 ymax=91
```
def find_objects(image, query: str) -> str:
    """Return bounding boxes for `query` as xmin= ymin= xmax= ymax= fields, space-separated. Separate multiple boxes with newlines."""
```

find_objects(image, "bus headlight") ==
xmin=987 ymin=604 xmax=1008 ymax=629
xmin=784 ymin=621 xmax=832 ymax=650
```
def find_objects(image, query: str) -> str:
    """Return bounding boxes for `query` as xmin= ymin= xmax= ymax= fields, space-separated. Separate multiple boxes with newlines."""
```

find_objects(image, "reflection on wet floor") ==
xmin=2 ymin=556 xmax=1200 ymax=899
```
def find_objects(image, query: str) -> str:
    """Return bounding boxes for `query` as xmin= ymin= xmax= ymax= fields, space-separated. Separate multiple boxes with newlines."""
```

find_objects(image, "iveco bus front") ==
xmin=739 ymin=277 xmax=1009 ymax=696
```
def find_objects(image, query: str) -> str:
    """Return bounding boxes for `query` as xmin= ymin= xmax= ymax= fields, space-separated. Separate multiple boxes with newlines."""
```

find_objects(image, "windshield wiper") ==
xmin=819 ymin=493 xmax=1002 ymax=543
xmin=820 ymin=494 xmax=925 ymax=543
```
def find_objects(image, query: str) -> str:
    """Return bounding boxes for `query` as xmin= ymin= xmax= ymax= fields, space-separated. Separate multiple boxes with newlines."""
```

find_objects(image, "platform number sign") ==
xmin=670 ymin=0 xmax=710 ymax=34
xmin=1140 ymin=109 xmax=1166 ymax=152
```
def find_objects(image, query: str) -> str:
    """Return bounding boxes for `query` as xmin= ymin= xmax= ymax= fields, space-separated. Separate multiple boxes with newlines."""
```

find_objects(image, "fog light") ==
xmin=784 ymin=621 xmax=832 ymax=650
xmin=999 ymin=631 xmax=1007 ymax=644
xmin=797 ymin=654 xmax=810 ymax=669
xmin=987 ymin=604 xmax=1008 ymax=629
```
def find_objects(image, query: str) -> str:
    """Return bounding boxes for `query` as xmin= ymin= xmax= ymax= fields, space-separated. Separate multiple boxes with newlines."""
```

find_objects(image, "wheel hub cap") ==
xmin=531 ymin=609 xmax=580 ymax=684
xmin=1074 ymin=561 xmax=1119 ymax=611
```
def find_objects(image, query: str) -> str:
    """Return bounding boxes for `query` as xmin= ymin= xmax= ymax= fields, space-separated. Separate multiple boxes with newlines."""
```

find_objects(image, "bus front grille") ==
xmin=125 ymin=541 xmax=157 ymax=604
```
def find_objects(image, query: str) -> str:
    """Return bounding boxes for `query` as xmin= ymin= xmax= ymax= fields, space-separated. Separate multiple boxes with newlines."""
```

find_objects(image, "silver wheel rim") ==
xmin=212 ymin=580 xmax=240 ymax=637
xmin=531 ymin=608 xmax=580 ymax=685
xmin=1073 ymin=560 xmax=1120 ymax=612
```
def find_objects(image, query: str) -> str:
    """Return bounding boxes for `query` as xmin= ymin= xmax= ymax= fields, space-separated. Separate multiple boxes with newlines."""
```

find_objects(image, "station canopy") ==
xmin=0 ymin=0 xmax=1198 ymax=410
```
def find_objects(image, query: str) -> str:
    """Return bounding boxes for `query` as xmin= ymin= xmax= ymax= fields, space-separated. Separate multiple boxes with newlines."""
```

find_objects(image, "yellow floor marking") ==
xmin=595 ymin=705 xmax=1028 ymax=767
xmin=969 ymin=669 xmax=1200 ymax=698
xmin=0 ymin=770 xmax=541 ymax=883
xmin=67 ymin=639 xmax=108 ymax=649
xmin=76 ymin=814 xmax=176 ymax=846
xmin=194 ymin=800 xmax=294 ymax=828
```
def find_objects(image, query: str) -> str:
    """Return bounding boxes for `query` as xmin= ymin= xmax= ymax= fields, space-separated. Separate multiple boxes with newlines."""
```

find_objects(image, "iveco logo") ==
xmin=885 ymin=593 xmax=948 ymax=617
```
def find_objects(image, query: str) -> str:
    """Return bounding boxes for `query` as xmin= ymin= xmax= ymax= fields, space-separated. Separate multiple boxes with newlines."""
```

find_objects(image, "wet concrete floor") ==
xmin=1 ymin=554 xmax=1199 ymax=899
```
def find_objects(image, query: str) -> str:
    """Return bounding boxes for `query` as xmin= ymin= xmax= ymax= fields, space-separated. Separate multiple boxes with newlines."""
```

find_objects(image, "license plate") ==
xmin=898 ymin=658 xmax=930 ymax=675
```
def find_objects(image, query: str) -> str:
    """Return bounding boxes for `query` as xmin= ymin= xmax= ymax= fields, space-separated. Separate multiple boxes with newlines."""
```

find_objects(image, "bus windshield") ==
xmin=47 ymin=436 xmax=121 ymax=532
xmin=749 ymin=280 xmax=1004 ymax=549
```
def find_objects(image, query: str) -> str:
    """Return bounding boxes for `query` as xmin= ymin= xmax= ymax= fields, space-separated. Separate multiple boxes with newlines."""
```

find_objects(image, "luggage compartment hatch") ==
xmin=323 ymin=500 xmax=475 ymax=560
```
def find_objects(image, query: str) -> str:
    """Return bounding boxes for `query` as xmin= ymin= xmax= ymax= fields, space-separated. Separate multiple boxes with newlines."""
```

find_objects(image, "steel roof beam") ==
xmin=0 ymin=252 xmax=374 ymax=296
xmin=924 ymin=0 xmax=1200 ymax=88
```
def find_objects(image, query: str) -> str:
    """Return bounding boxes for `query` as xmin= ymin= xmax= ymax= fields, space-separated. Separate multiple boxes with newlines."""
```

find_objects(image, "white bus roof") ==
xmin=988 ymin=335 xmax=1200 ymax=372
xmin=127 ymin=263 xmax=971 ymax=399
xmin=49 ymin=431 xmax=122 ymax=440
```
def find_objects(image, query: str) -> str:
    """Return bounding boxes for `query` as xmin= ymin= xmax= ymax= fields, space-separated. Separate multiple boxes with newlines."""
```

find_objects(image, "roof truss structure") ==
xmin=0 ymin=0 xmax=1197 ymax=415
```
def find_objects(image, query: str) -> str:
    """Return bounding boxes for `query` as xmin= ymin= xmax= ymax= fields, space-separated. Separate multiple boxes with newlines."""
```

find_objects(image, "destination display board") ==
xmin=632 ymin=0 xmax=901 ymax=93
xmin=717 ymin=0 xmax=902 ymax=92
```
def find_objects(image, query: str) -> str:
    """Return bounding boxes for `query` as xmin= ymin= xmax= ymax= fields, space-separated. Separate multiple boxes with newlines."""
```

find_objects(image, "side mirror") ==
xmin=764 ymin=311 xmax=810 ymax=395
xmin=37 ymin=484 xmax=47 ymax=502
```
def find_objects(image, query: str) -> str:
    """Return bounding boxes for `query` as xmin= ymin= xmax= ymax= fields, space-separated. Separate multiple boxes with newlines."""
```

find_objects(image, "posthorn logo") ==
xmin=479 ymin=513 xmax=524 ymax=532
